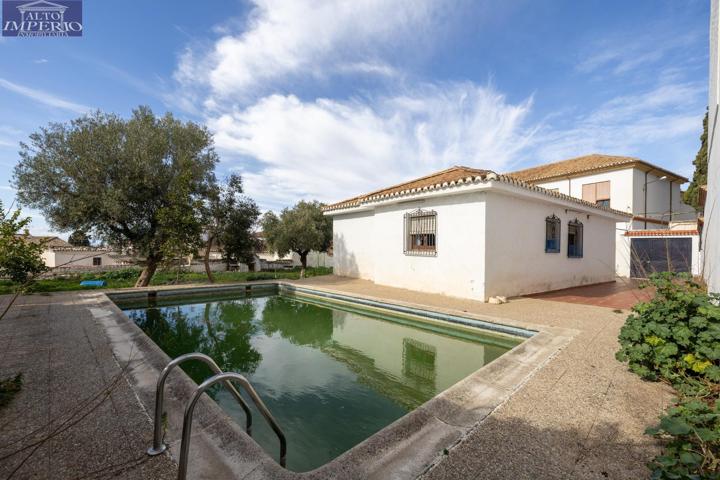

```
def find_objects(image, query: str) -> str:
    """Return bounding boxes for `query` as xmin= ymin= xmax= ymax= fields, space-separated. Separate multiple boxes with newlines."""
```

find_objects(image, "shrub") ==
xmin=616 ymin=273 xmax=720 ymax=480
xmin=99 ymin=268 xmax=141 ymax=281
xmin=646 ymin=398 xmax=720 ymax=480
xmin=615 ymin=272 xmax=720 ymax=385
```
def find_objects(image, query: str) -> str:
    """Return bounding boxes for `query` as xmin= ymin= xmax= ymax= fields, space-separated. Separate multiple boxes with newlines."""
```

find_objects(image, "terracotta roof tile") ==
xmin=506 ymin=154 xmax=688 ymax=183
xmin=323 ymin=165 xmax=631 ymax=218
xmin=625 ymin=230 xmax=699 ymax=237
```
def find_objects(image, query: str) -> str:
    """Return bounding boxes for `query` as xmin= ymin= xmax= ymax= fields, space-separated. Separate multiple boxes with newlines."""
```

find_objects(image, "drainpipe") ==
xmin=669 ymin=181 xmax=673 ymax=225
xmin=644 ymin=171 xmax=648 ymax=229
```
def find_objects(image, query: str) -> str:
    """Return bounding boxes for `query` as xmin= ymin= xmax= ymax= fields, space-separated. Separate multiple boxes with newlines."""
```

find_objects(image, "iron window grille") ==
xmin=404 ymin=209 xmax=437 ymax=256
xmin=545 ymin=214 xmax=561 ymax=253
xmin=567 ymin=219 xmax=584 ymax=258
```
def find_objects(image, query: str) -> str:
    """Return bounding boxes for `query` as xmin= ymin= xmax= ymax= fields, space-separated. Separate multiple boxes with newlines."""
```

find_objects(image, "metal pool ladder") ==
xmin=146 ymin=352 xmax=287 ymax=479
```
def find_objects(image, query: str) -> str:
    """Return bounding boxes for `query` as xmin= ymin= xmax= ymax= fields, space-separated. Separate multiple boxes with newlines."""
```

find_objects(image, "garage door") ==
xmin=630 ymin=238 xmax=692 ymax=278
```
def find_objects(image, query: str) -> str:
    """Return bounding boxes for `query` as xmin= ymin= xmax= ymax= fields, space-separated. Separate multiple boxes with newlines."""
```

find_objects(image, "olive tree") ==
xmin=203 ymin=174 xmax=260 ymax=282
xmin=260 ymin=200 xmax=331 ymax=277
xmin=0 ymin=202 xmax=47 ymax=286
xmin=13 ymin=106 xmax=218 ymax=287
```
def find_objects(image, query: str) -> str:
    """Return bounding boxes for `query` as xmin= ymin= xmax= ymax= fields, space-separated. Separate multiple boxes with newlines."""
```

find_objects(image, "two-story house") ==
xmin=507 ymin=154 xmax=698 ymax=277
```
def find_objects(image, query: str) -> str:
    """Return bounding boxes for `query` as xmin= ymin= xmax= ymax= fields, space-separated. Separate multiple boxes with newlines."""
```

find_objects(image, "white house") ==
xmin=705 ymin=0 xmax=720 ymax=293
xmin=23 ymin=236 xmax=130 ymax=270
xmin=324 ymin=166 xmax=630 ymax=302
xmin=506 ymin=154 xmax=698 ymax=277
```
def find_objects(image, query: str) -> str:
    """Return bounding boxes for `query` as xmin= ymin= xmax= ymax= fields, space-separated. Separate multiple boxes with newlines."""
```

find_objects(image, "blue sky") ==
xmin=0 ymin=0 xmax=710 ymax=236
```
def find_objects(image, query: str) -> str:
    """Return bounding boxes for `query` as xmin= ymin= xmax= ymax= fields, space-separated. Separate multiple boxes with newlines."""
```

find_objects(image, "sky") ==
xmin=0 ymin=0 xmax=710 ymax=237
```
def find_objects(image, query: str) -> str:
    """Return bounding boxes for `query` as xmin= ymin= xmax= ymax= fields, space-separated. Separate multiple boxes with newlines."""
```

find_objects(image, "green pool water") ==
xmin=117 ymin=291 xmax=521 ymax=472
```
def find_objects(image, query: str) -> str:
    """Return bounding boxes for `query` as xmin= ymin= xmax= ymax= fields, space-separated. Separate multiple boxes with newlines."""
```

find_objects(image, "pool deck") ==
xmin=0 ymin=276 xmax=674 ymax=479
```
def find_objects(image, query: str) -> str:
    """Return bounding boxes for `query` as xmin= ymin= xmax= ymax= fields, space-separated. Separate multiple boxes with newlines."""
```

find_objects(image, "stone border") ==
xmin=85 ymin=281 xmax=577 ymax=479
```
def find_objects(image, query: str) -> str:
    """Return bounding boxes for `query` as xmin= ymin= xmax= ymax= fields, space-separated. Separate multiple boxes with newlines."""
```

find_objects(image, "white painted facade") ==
xmin=41 ymin=248 xmax=125 ymax=269
xmin=705 ymin=0 xmax=720 ymax=293
xmin=534 ymin=168 xmax=696 ymax=277
xmin=329 ymin=180 xmax=626 ymax=302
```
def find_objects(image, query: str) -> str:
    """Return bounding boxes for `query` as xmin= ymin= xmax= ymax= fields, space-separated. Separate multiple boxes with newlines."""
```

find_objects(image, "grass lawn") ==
xmin=0 ymin=267 xmax=333 ymax=295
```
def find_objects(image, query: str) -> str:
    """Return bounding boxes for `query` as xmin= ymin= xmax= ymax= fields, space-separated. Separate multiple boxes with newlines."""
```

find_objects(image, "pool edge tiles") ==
xmin=280 ymin=283 xmax=536 ymax=339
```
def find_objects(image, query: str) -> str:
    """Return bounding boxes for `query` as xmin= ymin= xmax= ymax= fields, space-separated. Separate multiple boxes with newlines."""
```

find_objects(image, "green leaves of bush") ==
xmin=646 ymin=399 xmax=720 ymax=479
xmin=616 ymin=273 xmax=720 ymax=479
xmin=615 ymin=272 xmax=720 ymax=385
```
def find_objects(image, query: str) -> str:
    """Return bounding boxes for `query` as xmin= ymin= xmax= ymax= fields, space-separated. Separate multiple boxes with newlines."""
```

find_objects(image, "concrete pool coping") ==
xmin=93 ymin=280 xmax=578 ymax=479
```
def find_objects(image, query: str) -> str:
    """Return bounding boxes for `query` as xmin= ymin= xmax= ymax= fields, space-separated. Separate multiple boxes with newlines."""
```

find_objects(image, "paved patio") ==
xmin=526 ymin=279 xmax=653 ymax=310
xmin=0 ymin=276 xmax=674 ymax=479
xmin=0 ymin=293 xmax=176 ymax=480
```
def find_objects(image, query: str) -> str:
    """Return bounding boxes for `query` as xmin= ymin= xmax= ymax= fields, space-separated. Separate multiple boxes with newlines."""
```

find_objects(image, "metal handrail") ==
xmin=147 ymin=353 xmax=253 ymax=456
xmin=178 ymin=372 xmax=287 ymax=479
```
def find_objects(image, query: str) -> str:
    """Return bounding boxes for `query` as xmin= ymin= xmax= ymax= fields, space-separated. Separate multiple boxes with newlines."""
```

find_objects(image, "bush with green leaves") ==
xmin=616 ymin=272 xmax=720 ymax=479
xmin=646 ymin=397 xmax=719 ymax=479
xmin=616 ymin=272 xmax=720 ymax=385
xmin=0 ymin=202 xmax=48 ymax=288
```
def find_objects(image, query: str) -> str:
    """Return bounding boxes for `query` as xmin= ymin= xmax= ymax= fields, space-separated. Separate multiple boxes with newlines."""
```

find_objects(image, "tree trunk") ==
xmin=299 ymin=251 xmax=308 ymax=279
xmin=204 ymin=235 xmax=215 ymax=283
xmin=135 ymin=256 xmax=159 ymax=287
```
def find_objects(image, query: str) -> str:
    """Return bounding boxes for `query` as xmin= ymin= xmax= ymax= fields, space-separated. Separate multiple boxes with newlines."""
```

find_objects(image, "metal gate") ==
xmin=630 ymin=237 xmax=692 ymax=278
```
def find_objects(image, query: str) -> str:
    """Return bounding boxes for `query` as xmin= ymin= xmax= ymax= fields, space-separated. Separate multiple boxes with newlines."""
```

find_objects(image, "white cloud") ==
xmin=0 ymin=78 xmax=91 ymax=114
xmin=33 ymin=58 xmax=48 ymax=64
xmin=175 ymin=0 xmax=441 ymax=104
xmin=529 ymin=81 xmax=705 ymax=164
xmin=207 ymin=82 xmax=535 ymax=210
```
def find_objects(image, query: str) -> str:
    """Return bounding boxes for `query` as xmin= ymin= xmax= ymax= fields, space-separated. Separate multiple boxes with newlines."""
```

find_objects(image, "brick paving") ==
xmin=526 ymin=279 xmax=653 ymax=310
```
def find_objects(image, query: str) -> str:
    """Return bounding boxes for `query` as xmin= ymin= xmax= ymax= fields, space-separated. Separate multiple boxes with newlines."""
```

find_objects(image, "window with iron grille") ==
xmin=568 ymin=219 xmax=583 ymax=258
xmin=545 ymin=215 xmax=561 ymax=253
xmin=404 ymin=209 xmax=437 ymax=256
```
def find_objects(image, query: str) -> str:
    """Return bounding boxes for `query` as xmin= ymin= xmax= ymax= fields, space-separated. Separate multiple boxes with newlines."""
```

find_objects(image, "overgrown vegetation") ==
xmin=616 ymin=273 xmax=720 ymax=479
xmin=0 ymin=266 xmax=333 ymax=295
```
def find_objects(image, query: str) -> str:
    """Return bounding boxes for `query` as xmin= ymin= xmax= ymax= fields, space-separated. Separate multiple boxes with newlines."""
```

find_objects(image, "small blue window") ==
xmin=545 ymin=215 xmax=561 ymax=253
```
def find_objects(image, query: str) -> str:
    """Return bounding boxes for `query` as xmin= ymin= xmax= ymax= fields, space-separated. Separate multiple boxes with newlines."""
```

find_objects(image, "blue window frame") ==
xmin=545 ymin=215 xmax=561 ymax=253
xmin=568 ymin=219 xmax=583 ymax=258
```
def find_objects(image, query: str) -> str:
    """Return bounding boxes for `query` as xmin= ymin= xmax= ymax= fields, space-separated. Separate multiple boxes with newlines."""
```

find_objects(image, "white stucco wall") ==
xmin=333 ymin=192 xmax=488 ymax=301
xmin=331 ymin=183 xmax=622 ymax=301
xmin=483 ymin=191 xmax=617 ymax=298
xmin=705 ymin=0 xmax=720 ymax=293
xmin=44 ymin=250 xmax=122 ymax=268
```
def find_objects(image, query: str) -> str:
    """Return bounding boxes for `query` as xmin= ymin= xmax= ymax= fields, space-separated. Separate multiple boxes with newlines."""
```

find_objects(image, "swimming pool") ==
xmin=114 ymin=287 xmax=524 ymax=472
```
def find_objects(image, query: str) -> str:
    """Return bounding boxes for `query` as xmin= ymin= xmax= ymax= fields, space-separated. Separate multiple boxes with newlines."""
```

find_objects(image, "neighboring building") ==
xmin=253 ymin=232 xmax=333 ymax=271
xmin=507 ymin=154 xmax=698 ymax=277
xmin=23 ymin=235 xmax=130 ymax=270
xmin=705 ymin=0 xmax=720 ymax=293
xmin=324 ymin=166 xmax=630 ymax=302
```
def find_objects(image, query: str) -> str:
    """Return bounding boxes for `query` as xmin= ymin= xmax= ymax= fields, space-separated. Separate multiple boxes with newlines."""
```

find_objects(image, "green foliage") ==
xmin=616 ymin=272 xmax=720 ymax=479
xmin=646 ymin=398 xmax=720 ymax=479
xmin=615 ymin=272 xmax=720 ymax=385
xmin=206 ymin=174 xmax=260 ymax=267
xmin=0 ymin=202 xmax=48 ymax=287
xmin=260 ymin=200 xmax=332 ymax=268
xmin=0 ymin=373 xmax=23 ymax=409
xmin=684 ymin=110 xmax=708 ymax=210
xmin=13 ymin=106 xmax=219 ymax=286
xmin=0 ymin=267 xmax=333 ymax=294
xmin=67 ymin=230 xmax=91 ymax=247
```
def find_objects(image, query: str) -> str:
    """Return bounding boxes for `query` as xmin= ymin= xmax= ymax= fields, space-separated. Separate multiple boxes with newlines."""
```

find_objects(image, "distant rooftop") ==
xmin=506 ymin=154 xmax=689 ymax=184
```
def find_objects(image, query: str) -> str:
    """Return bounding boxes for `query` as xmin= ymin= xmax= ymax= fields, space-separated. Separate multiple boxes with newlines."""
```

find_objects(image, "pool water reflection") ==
xmin=118 ymin=292 xmax=520 ymax=472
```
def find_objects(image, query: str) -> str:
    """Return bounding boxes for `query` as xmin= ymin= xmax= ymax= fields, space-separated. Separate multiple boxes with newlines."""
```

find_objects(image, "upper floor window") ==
xmin=545 ymin=215 xmax=561 ymax=253
xmin=404 ymin=209 xmax=437 ymax=256
xmin=582 ymin=181 xmax=610 ymax=207
xmin=568 ymin=219 xmax=583 ymax=258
